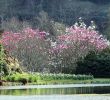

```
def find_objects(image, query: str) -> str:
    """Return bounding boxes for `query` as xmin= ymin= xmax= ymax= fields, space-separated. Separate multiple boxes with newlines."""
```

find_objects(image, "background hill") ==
xmin=0 ymin=0 xmax=110 ymax=35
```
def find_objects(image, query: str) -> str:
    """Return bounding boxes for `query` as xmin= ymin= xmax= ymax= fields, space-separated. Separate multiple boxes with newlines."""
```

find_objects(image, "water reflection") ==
xmin=0 ymin=86 xmax=110 ymax=95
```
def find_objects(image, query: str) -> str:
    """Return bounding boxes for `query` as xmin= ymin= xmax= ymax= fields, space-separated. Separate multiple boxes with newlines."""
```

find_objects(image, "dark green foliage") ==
xmin=18 ymin=78 xmax=28 ymax=85
xmin=0 ymin=80 xmax=3 ymax=86
xmin=76 ymin=49 xmax=110 ymax=78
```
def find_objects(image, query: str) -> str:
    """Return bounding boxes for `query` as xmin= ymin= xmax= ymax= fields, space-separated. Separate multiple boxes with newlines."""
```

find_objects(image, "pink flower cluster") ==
xmin=56 ymin=26 xmax=109 ymax=51
xmin=1 ymin=28 xmax=47 ymax=51
xmin=1 ymin=22 xmax=109 ymax=56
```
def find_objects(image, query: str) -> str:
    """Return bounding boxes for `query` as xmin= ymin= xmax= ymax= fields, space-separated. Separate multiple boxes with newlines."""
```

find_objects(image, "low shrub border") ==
xmin=4 ymin=73 xmax=94 ymax=84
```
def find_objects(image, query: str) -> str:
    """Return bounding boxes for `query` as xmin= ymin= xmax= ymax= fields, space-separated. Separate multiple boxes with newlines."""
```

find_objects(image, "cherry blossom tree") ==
xmin=2 ymin=28 xmax=50 ymax=72
xmin=50 ymin=18 xmax=109 ymax=73
xmin=1 ymin=18 xmax=110 ymax=73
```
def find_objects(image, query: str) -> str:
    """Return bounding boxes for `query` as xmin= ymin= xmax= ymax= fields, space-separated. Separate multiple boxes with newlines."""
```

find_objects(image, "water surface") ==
xmin=0 ymin=84 xmax=110 ymax=95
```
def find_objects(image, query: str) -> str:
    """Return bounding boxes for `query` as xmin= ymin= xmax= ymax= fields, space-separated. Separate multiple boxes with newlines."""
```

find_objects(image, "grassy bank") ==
xmin=1 ymin=73 xmax=110 ymax=86
xmin=28 ymin=78 xmax=110 ymax=85
xmin=2 ymin=78 xmax=110 ymax=86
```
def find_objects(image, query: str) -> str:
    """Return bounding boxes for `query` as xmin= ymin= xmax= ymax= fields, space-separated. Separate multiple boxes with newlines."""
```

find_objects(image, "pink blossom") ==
xmin=53 ymin=25 xmax=109 ymax=52
xmin=1 ymin=28 xmax=47 ymax=53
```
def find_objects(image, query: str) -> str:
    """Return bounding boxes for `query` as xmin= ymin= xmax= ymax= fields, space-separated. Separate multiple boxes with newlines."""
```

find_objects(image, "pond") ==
xmin=0 ymin=84 xmax=110 ymax=95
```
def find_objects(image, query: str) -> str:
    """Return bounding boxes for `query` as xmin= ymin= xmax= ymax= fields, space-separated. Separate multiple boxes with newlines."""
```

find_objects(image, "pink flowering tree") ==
xmin=1 ymin=18 xmax=110 ymax=74
xmin=50 ymin=18 xmax=109 ymax=73
xmin=2 ymin=28 xmax=51 ymax=72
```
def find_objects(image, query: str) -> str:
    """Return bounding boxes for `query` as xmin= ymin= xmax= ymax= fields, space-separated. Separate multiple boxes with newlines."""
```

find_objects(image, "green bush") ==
xmin=28 ymin=75 xmax=38 ymax=82
xmin=0 ymin=44 xmax=8 ymax=76
xmin=76 ymin=48 xmax=110 ymax=78
xmin=18 ymin=78 xmax=28 ymax=85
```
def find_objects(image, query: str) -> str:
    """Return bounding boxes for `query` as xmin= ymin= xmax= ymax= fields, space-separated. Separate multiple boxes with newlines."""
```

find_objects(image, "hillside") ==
xmin=0 ymin=0 xmax=110 ymax=33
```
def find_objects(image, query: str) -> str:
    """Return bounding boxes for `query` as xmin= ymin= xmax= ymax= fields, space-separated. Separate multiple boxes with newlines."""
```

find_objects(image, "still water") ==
xmin=0 ymin=85 xmax=110 ymax=95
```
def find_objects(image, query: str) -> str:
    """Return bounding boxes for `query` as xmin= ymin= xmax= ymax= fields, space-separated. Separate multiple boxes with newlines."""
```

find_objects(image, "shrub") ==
xmin=28 ymin=75 xmax=37 ymax=82
xmin=18 ymin=78 xmax=28 ymax=85
xmin=0 ymin=80 xmax=3 ymax=86
xmin=76 ymin=48 xmax=110 ymax=78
